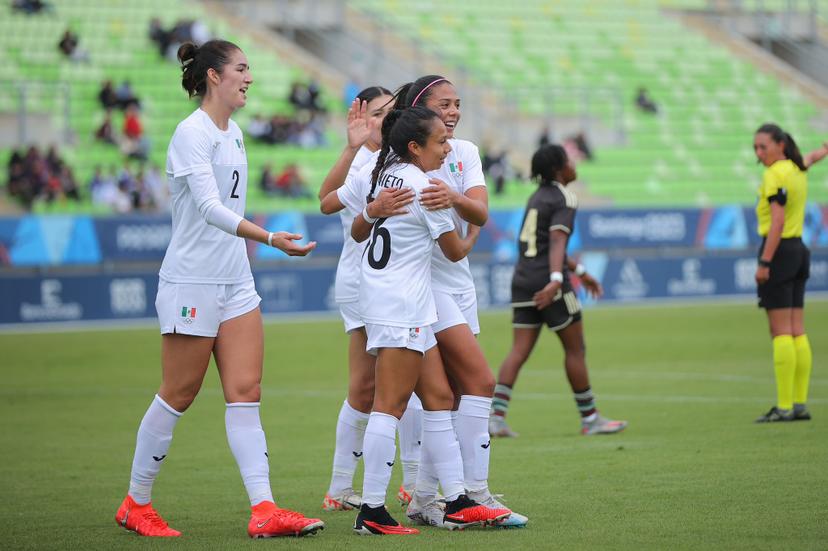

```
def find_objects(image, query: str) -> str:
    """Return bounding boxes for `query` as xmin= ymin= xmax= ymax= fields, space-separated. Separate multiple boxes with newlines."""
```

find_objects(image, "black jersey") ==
xmin=512 ymin=181 xmax=578 ymax=294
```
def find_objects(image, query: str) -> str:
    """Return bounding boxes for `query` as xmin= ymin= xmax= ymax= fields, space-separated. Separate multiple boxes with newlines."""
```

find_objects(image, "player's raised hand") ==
xmin=270 ymin=232 xmax=317 ymax=256
xmin=370 ymin=187 xmax=415 ymax=217
xmin=533 ymin=281 xmax=561 ymax=310
xmin=346 ymin=99 xmax=370 ymax=150
xmin=420 ymin=178 xmax=457 ymax=210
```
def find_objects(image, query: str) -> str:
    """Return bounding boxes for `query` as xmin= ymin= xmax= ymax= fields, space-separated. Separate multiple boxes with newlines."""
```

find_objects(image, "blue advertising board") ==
xmin=3 ymin=252 xmax=826 ymax=326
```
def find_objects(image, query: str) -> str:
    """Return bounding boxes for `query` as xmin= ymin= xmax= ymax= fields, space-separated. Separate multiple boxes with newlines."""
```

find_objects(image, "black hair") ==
xmin=178 ymin=39 xmax=241 ymax=98
xmin=756 ymin=123 xmax=806 ymax=171
xmin=356 ymin=86 xmax=393 ymax=105
xmin=531 ymin=144 xmax=569 ymax=185
xmin=369 ymin=106 xmax=441 ymax=198
xmin=391 ymin=75 xmax=452 ymax=110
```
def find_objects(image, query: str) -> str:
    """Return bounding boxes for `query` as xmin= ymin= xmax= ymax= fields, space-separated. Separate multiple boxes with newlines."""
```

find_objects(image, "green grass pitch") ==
xmin=1 ymin=301 xmax=826 ymax=550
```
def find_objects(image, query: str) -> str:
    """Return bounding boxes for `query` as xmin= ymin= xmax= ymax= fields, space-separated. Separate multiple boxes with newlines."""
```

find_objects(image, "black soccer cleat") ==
xmin=755 ymin=406 xmax=794 ymax=423
xmin=353 ymin=504 xmax=419 ymax=535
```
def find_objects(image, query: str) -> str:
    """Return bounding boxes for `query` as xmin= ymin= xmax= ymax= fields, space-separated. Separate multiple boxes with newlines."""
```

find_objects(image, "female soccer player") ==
xmin=317 ymin=87 xmax=420 ymax=511
xmin=388 ymin=75 xmax=528 ymax=528
xmin=489 ymin=144 xmax=627 ymax=438
xmin=115 ymin=40 xmax=324 ymax=538
xmin=752 ymin=124 xmax=827 ymax=422
xmin=349 ymin=107 xmax=510 ymax=535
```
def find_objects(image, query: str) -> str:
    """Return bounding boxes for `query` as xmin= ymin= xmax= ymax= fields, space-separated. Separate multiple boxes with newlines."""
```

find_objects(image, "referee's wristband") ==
xmin=550 ymin=271 xmax=564 ymax=283
xmin=362 ymin=207 xmax=377 ymax=224
xmin=574 ymin=263 xmax=587 ymax=277
xmin=758 ymin=259 xmax=772 ymax=268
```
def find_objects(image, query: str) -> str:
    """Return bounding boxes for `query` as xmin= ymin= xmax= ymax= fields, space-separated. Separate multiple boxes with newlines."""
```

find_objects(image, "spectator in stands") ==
xmin=58 ymin=28 xmax=89 ymax=63
xmin=148 ymin=17 xmax=170 ymax=57
xmin=635 ymin=87 xmax=658 ymax=114
xmin=12 ymin=0 xmax=50 ymax=14
xmin=482 ymin=148 xmax=508 ymax=195
xmin=288 ymin=81 xmax=313 ymax=111
xmin=98 ymin=80 xmax=119 ymax=110
xmin=247 ymin=114 xmax=271 ymax=142
xmin=259 ymin=163 xmax=277 ymax=194
xmin=95 ymin=110 xmax=117 ymax=144
xmin=296 ymin=112 xmax=327 ymax=148
xmin=142 ymin=163 xmax=169 ymax=211
xmin=122 ymin=105 xmax=149 ymax=160
xmin=274 ymin=163 xmax=312 ymax=198
xmin=116 ymin=80 xmax=140 ymax=110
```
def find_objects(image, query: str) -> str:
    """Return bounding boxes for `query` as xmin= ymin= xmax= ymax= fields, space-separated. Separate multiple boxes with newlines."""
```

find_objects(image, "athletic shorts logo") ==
xmin=181 ymin=306 xmax=197 ymax=324
xmin=409 ymin=327 xmax=420 ymax=340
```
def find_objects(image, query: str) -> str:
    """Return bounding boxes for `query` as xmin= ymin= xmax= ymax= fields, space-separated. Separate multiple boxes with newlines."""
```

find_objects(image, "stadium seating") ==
xmin=1 ymin=0 xmax=342 ymax=213
xmin=353 ymin=0 xmax=828 ymax=206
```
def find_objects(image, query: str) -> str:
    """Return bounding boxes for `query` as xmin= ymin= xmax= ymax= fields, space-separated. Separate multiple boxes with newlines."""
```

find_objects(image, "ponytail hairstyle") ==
xmin=531 ymin=144 xmax=569 ymax=186
xmin=368 ymin=106 xmax=441 ymax=200
xmin=356 ymin=85 xmax=393 ymax=105
xmin=178 ymin=39 xmax=241 ymax=98
xmin=756 ymin=123 xmax=807 ymax=171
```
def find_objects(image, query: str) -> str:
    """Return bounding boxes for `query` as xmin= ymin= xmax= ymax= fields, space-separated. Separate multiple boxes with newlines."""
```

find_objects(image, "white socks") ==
xmin=128 ymin=394 xmax=182 ymax=505
xmin=361 ymin=412 xmax=398 ymax=507
xmin=225 ymin=402 xmax=274 ymax=506
xmin=421 ymin=410 xmax=464 ymax=502
xmin=328 ymin=400 xmax=370 ymax=496
xmin=456 ymin=395 xmax=492 ymax=493
xmin=398 ymin=393 xmax=423 ymax=488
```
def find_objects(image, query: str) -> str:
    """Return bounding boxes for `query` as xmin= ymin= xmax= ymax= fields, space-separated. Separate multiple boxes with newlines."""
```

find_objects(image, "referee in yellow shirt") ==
xmin=752 ymin=123 xmax=827 ymax=422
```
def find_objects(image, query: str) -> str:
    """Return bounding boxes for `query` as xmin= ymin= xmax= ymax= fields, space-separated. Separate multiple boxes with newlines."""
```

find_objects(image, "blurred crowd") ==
xmin=88 ymin=163 xmax=168 ymax=213
xmin=148 ymin=17 xmax=211 ymax=62
xmin=259 ymin=163 xmax=312 ymax=199
xmin=6 ymin=146 xmax=79 ymax=209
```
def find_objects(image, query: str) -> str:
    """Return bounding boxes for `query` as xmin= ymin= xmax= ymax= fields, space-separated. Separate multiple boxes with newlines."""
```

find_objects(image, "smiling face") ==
xmin=366 ymin=94 xmax=394 ymax=149
xmin=422 ymin=82 xmax=461 ymax=138
xmin=207 ymin=48 xmax=252 ymax=112
xmin=410 ymin=118 xmax=452 ymax=172
xmin=753 ymin=131 xmax=785 ymax=167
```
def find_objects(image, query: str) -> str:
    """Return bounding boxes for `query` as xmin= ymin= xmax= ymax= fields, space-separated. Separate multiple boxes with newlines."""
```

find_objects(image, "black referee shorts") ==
xmin=757 ymin=237 xmax=810 ymax=310
xmin=511 ymin=279 xmax=582 ymax=331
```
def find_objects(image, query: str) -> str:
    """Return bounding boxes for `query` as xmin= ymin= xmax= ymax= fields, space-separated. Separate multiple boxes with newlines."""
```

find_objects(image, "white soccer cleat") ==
xmin=406 ymin=493 xmax=447 ymax=529
xmin=489 ymin=415 xmax=519 ymax=438
xmin=322 ymin=489 xmax=362 ymax=511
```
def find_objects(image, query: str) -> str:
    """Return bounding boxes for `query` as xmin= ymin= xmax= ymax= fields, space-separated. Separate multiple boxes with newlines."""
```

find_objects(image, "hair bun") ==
xmin=177 ymin=42 xmax=198 ymax=68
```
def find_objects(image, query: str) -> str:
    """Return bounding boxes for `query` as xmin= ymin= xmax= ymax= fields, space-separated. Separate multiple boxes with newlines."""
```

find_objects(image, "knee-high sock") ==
xmin=793 ymin=334 xmax=812 ymax=405
xmin=328 ymin=400 xmax=369 ymax=495
xmin=226 ymin=402 xmax=273 ymax=506
xmin=398 ymin=394 xmax=422 ymax=488
xmin=773 ymin=335 xmax=796 ymax=411
xmin=361 ymin=412 xmax=398 ymax=507
xmin=455 ymin=395 xmax=492 ymax=493
xmin=421 ymin=410 xmax=464 ymax=502
xmin=128 ymin=394 xmax=182 ymax=505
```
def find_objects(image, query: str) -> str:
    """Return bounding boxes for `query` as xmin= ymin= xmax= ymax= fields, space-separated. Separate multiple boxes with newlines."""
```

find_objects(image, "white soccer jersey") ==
xmin=334 ymin=146 xmax=379 ymax=303
xmin=160 ymin=109 xmax=251 ymax=284
xmin=359 ymin=163 xmax=455 ymax=327
xmin=428 ymin=138 xmax=486 ymax=293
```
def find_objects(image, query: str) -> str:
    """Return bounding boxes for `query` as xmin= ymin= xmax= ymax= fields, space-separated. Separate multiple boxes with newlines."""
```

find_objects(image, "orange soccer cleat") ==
xmin=443 ymin=494 xmax=511 ymax=530
xmin=115 ymin=495 xmax=181 ymax=537
xmin=248 ymin=501 xmax=325 ymax=538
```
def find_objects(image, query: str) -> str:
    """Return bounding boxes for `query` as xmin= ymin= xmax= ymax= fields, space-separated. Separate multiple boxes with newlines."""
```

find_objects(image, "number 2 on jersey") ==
xmin=230 ymin=170 xmax=240 ymax=199
xmin=367 ymin=218 xmax=391 ymax=269
xmin=519 ymin=208 xmax=538 ymax=258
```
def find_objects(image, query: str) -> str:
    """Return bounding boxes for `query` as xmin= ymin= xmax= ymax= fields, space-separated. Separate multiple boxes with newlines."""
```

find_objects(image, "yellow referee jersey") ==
xmin=756 ymin=159 xmax=807 ymax=238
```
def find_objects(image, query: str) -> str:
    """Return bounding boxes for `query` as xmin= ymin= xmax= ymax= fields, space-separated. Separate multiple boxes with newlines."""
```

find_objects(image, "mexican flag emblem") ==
xmin=181 ymin=306 xmax=197 ymax=319
xmin=449 ymin=161 xmax=463 ymax=173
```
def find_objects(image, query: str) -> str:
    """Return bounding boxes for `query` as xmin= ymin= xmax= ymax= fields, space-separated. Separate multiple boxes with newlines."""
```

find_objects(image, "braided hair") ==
xmin=531 ymin=144 xmax=569 ymax=186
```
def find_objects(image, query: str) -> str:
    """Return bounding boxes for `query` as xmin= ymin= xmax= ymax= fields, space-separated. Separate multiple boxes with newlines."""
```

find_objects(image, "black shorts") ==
xmin=511 ymin=279 xmax=582 ymax=331
xmin=757 ymin=237 xmax=810 ymax=310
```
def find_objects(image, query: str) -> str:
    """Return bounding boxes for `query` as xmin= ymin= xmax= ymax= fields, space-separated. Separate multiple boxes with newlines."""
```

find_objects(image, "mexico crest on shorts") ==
xmin=181 ymin=306 xmax=197 ymax=324
xmin=409 ymin=327 xmax=420 ymax=340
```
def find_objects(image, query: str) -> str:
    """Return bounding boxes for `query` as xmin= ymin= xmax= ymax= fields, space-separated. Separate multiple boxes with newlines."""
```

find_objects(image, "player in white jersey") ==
xmin=115 ymin=40 xmax=323 ymax=539
xmin=388 ymin=75 xmax=529 ymax=528
xmin=348 ymin=107 xmax=510 ymax=535
xmin=317 ymin=86 xmax=421 ymax=511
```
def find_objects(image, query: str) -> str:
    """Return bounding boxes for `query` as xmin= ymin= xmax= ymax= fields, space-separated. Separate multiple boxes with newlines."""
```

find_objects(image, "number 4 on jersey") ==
xmin=519 ymin=208 xmax=538 ymax=257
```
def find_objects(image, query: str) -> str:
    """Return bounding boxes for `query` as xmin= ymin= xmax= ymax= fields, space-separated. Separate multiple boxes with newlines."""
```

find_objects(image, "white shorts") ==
xmin=432 ymin=289 xmax=480 ymax=335
xmin=156 ymin=278 xmax=261 ymax=337
xmin=364 ymin=323 xmax=438 ymax=356
xmin=338 ymin=301 xmax=365 ymax=333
